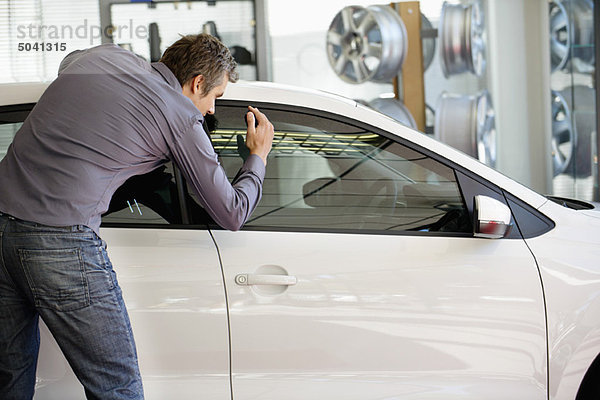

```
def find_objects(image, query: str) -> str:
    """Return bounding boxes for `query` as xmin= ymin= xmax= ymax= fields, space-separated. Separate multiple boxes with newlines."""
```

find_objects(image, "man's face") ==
xmin=184 ymin=73 xmax=228 ymax=116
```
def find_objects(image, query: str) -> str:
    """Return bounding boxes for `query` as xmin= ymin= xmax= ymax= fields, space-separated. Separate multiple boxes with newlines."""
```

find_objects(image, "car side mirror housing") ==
xmin=473 ymin=195 xmax=512 ymax=239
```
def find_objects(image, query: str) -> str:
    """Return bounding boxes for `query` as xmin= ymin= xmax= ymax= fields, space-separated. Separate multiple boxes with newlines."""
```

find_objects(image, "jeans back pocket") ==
xmin=19 ymin=248 xmax=90 ymax=311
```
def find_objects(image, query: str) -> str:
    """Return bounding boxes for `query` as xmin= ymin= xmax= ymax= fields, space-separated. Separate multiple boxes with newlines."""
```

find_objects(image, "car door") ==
xmin=0 ymin=106 xmax=231 ymax=399
xmin=196 ymin=103 xmax=548 ymax=399
xmin=96 ymin=164 xmax=231 ymax=400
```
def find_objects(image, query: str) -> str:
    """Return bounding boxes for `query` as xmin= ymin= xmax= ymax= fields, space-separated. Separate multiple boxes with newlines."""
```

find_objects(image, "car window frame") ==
xmin=0 ymin=103 xmax=36 ymax=123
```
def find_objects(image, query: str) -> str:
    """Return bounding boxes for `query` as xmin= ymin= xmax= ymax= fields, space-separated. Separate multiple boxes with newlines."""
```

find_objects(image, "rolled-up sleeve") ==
xmin=168 ymin=120 xmax=265 ymax=231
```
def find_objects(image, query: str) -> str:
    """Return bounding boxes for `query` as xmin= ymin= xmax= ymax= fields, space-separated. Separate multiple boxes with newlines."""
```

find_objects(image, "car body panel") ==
xmin=35 ymin=228 xmax=232 ymax=399
xmin=0 ymin=82 xmax=49 ymax=106
xmin=525 ymin=202 xmax=600 ymax=400
xmin=212 ymin=230 xmax=547 ymax=399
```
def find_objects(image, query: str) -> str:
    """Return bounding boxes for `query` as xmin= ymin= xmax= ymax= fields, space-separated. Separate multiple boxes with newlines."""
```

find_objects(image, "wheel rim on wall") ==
xmin=551 ymin=90 xmax=575 ymax=176
xmin=368 ymin=97 xmax=417 ymax=129
xmin=549 ymin=0 xmax=570 ymax=71
xmin=434 ymin=90 xmax=496 ymax=168
xmin=326 ymin=5 xmax=408 ymax=84
xmin=475 ymin=91 xmax=496 ymax=168
xmin=569 ymin=0 xmax=595 ymax=71
xmin=438 ymin=0 xmax=486 ymax=78
xmin=549 ymin=0 xmax=595 ymax=73
xmin=559 ymin=85 xmax=596 ymax=177
xmin=421 ymin=13 xmax=436 ymax=71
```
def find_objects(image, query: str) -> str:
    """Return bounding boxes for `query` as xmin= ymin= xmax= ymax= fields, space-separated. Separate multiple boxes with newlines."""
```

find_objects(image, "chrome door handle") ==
xmin=235 ymin=274 xmax=297 ymax=286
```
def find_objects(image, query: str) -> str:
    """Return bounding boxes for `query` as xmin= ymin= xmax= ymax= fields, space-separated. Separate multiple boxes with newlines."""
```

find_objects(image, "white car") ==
xmin=1 ymin=81 xmax=599 ymax=400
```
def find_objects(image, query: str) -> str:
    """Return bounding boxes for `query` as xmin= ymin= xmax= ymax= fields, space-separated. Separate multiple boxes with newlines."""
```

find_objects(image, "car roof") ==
xmin=0 ymin=82 xmax=49 ymax=106
xmin=0 ymin=80 xmax=548 ymax=209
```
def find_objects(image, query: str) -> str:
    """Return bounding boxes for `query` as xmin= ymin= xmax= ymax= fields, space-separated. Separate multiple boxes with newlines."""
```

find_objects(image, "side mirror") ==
xmin=473 ymin=195 xmax=512 ymax=239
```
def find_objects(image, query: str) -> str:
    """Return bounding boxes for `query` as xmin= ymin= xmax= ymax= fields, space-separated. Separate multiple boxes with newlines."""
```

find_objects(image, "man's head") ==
xmin=160 ymin=33 xmax=238 ymax=115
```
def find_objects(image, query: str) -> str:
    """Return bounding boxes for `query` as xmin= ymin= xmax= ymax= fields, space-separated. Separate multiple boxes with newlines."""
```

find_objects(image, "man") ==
xmin=0 ymin=34 xmax=274 ymax=399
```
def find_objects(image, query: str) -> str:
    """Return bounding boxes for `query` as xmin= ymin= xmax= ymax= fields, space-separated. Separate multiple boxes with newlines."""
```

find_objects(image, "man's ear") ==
xmin=192 ymin=75 xmax=205 ymax=94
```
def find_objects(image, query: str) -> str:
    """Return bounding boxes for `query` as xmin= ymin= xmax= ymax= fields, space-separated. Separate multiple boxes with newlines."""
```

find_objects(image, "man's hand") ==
xmin=245 ymin=106 xmax=274 ymax=166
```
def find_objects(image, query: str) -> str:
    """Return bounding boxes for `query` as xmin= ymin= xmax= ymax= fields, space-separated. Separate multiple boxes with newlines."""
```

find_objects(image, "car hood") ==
xmin=582 ymin=207 xmax=600 ymax=219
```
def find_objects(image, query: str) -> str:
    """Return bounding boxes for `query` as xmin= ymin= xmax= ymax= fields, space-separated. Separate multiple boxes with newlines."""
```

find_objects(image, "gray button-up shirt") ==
xmin=0 ymin=44 xmax=265 ymax=234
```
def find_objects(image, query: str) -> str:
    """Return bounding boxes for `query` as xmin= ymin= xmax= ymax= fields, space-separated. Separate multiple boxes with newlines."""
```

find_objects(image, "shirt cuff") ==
xmin=242 ymin=154 xmax=266 ymax=183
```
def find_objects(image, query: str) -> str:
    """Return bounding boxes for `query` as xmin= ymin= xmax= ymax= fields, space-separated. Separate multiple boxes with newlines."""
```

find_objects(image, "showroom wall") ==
xmin=0 ymin=0 xmax=100 ymax=82
xmin=268 ymin=0 xmax=554 ymax=193
xmin=486 ymin=0 xmax=553 ymax=193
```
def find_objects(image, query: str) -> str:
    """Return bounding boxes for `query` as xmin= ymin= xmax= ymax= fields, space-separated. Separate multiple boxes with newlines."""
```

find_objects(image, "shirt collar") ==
xmin=151 ymin=62 xmax=182 ymax=91
xmin=151 ymin=61 xmax=204 ymax=124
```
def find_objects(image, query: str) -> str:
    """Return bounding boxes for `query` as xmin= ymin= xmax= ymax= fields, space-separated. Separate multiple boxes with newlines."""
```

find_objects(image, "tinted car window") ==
xmin=189 ymin=105 xmax=471 ymax=234
xmin=102 ymin=162 xmax=183 ymax=226
xmin=0 ymin=104 xmax=183 ymax=227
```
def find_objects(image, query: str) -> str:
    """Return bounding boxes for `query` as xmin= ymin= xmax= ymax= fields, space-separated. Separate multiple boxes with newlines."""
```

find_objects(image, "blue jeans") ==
xmin=0 ymin=213 xmax=144 ymax=399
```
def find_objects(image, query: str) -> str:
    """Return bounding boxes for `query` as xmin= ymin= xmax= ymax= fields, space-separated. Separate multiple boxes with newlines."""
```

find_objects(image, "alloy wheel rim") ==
xmin=326 ymin=5 xmax=408 ymax=84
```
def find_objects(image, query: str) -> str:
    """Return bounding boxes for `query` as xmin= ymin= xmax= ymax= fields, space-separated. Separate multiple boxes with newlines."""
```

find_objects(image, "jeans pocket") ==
xmin=19 ymin=248 xmax=90 ymax=311
xmin=84 ymin=244 xmax=118 ymax=298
